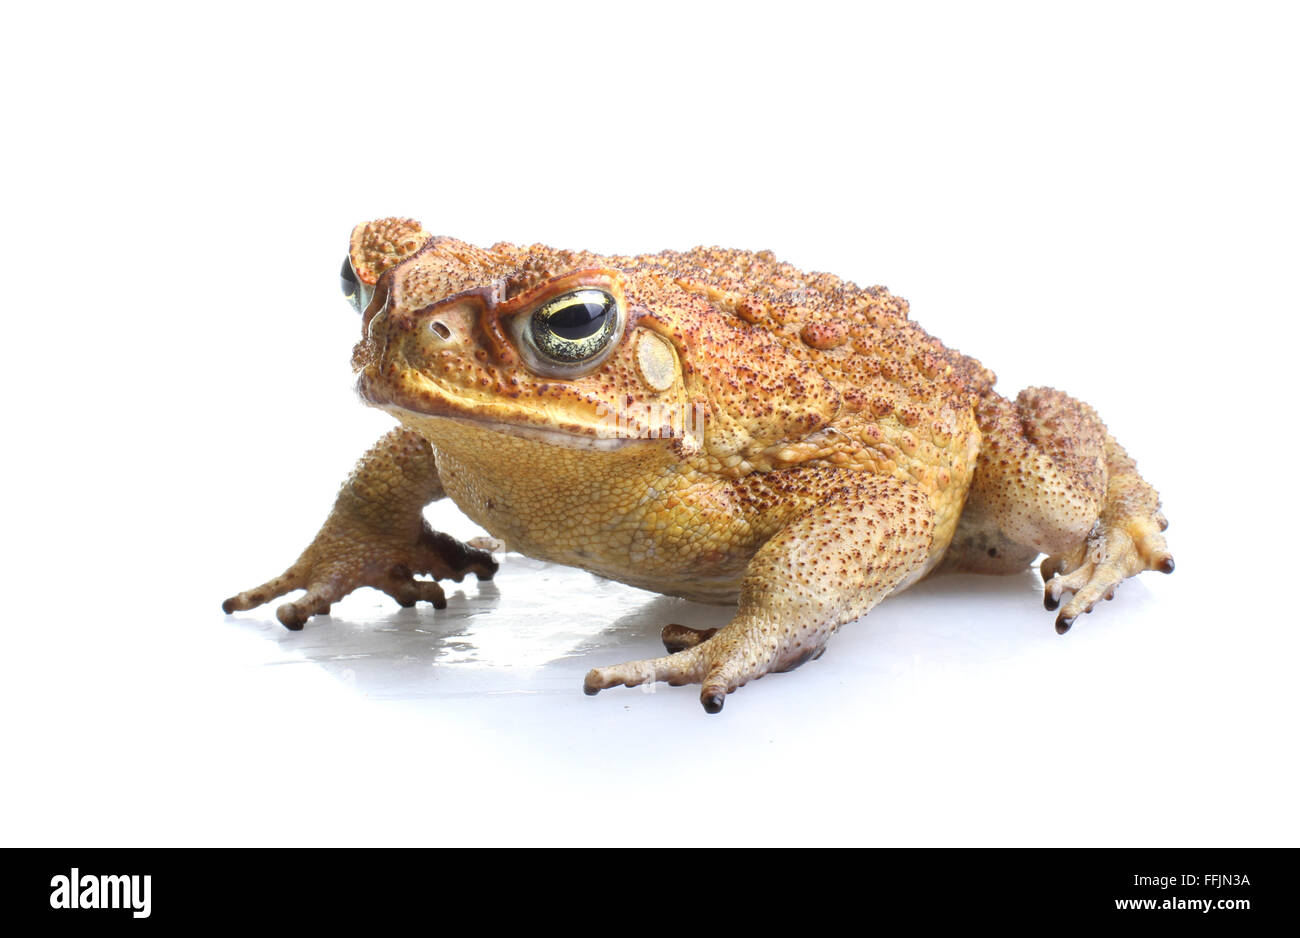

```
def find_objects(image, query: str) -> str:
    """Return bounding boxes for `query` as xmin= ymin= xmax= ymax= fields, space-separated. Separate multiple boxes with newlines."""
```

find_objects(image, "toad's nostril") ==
xmin=429 ymin=321 xmax=452 ymax=340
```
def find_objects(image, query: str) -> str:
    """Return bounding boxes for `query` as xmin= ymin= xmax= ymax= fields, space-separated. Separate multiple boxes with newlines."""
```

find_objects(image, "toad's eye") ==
xmin=526 ymin=289 xmax=622 ymax=367
xmin=340 ymin=256 xmax=360 ymax=310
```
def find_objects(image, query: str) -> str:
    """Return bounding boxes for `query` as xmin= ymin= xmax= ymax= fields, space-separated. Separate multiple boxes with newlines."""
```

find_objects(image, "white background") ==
xmin=3 ymin=1 xmax=1296 ymax=846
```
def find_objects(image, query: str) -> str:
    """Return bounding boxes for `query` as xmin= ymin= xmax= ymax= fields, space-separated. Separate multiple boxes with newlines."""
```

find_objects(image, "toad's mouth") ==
xmin=357 ymin=369 xmax=651 ymax=453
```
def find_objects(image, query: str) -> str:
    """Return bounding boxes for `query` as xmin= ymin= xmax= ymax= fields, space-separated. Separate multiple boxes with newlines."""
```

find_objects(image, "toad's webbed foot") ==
xmin=957 ymin=387 xmax=1172 ymax=634
xmin=1041 ymin=508 xmax=1172 ymax=634
xmin=222 ymin=428 xmax=496 ymax=630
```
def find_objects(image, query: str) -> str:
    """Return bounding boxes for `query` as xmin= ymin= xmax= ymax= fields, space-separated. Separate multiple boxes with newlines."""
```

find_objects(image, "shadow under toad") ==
xmin=224 ymin=555 xmax=1151 ymax=701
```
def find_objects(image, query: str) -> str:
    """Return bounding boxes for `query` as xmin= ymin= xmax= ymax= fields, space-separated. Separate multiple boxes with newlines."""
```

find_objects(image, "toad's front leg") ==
xmin=584 ymin=473 xmax=935 ymax=713
xmin=222 ymin=428 xmax=496 ymax=629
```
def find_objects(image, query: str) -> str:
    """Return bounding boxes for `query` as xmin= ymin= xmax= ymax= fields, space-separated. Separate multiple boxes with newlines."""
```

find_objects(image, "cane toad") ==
xmin=224 ymin=217 xmax=1173 ymax=713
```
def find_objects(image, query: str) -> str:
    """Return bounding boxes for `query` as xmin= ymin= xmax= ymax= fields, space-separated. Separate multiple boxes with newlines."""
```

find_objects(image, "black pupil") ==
xmin=547 ymin=297 xmax=609 ymax=340
xmin=340 ymin=257 xmax=357 ymax=298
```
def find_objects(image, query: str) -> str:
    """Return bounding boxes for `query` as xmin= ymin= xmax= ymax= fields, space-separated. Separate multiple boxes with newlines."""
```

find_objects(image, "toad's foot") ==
xmin=961 ymin=387 xmax=1173 ymax=634
xmin=222 ymin=525 xmax=496 ymax=629
xmin=586 ymin=471 xmax=933 ymax=713
xmin=1041 ymin=509 xmax=1172 ymax=634
xmin=584 ymin=622 xmax=831 ymax=714
xmin=222 ymin=428 xmax=496 ymax=629
xmin=660 ymin=624 xmax=718 ymax=653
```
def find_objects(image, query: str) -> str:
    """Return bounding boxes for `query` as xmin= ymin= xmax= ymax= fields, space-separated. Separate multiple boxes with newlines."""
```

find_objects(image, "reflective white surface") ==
xmin=7 ymin=490 xmax=1291 ymax=846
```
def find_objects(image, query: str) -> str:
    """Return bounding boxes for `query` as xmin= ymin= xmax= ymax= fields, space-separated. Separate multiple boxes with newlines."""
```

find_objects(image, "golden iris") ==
xmin=529 ymin=289 xmax=618 ymax=363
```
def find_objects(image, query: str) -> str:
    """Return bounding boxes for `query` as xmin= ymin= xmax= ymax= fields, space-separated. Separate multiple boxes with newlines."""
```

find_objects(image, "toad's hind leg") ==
xmin=942 ymin=387 xmax=1172 ymax=631
xmin=585 ymin=473 xmax=935 ymax=713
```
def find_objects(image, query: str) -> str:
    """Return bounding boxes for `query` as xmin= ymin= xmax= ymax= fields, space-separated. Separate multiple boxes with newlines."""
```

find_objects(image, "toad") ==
xmin=224 ymin=217 xmax=1173 ymax=713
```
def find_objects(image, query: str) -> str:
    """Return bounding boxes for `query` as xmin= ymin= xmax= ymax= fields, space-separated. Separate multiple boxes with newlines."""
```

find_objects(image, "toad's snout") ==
xmin=396 ymin=294 xmax=489 ymax=367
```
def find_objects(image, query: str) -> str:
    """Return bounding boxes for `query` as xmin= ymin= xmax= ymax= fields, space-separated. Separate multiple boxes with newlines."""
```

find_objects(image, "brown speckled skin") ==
xmin=224 ymin=218 xmax=1173 ymax=713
